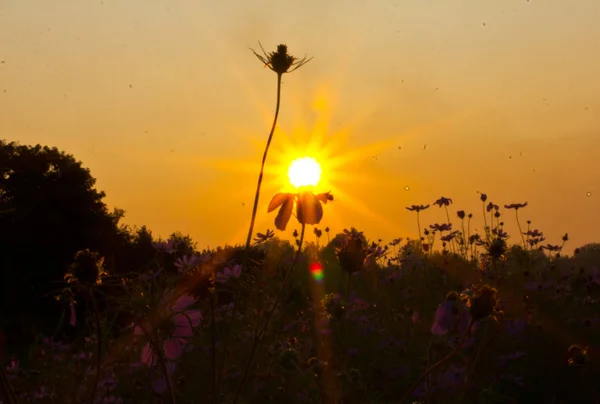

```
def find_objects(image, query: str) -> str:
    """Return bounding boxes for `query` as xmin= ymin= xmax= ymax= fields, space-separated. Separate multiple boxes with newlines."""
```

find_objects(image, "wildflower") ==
xmin=480 ymin=193 xmax=487 ymax=202
xmin=562 ymin=233 xmax=569 ymax=242
xmin=254 ymin=229 xmax=275 ymax=244
xmin=215 ymin=264 xmax=242 ymax=284
xmin=440 ymin=233 xmax=457 ymax=242
xmin=486 ymin=202 xmax=499 ymax=212
xmin=251 ymin=43 xmax=312 ymax=75
xmin=268 ymin=191 xmax=333 ymax=231
xmin=152 ymin=239 xmax=178 ymax=254
xmin=429 ymin=223 xmax=452 ymax=232
xmin=462 ymin=285 xmax=501 ymax=322
xmin=134 ymin=293 xmax=202 ymax=367
xmin=457 ymin=210 xmax=465 ymax=219
xmin=433 ymin=197 xmax=453 ymax=207
xmin=314 ymin=227 xmax=323 ymax=238
xmin=65 ymin=249 xmax=106 ymax=286
xmin=174 ymin=254 xmax=203 ymax=273
xmin=567 ymin=345 xmax=588 ymax=367
xmin=505 ymin=202 xmax=529 ymax=210
xmin=389 ymin=237 xmax=403 ymax=246
xmin=405 ymin=204 xmax=430 ymax=212
xmin=336 ymin=234 xmax=367 ymax=274
xmin=431 ymin=301 xmax=455 ymax=336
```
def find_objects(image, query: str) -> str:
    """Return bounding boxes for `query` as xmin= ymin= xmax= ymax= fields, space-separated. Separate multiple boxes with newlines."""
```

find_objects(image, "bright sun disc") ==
xmin=288 ymin=157 xmax=322 ymax=188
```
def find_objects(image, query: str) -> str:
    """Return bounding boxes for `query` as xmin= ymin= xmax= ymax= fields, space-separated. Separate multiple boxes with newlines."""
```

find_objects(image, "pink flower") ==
xmin=431 ymin=301 xmax=455 ymax=336
xmin=592 ymin=267 xmax=600 ymax=285
xmin=69 ymin=302 xmax=77 ymax=327
xmin=134 ymin=293 xmax=202 ymax=367
xmin=216 ymin=264 xmax=243 ymax=283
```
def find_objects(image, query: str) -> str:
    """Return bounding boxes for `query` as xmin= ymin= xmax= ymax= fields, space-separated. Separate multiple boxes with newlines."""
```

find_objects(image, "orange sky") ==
xmin=1 ymin=0 xmax=599 ymax=252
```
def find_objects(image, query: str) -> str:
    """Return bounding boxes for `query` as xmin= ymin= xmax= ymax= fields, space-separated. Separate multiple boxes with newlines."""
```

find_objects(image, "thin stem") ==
xmin=400 ymin=320 xmax=474 ymax=403
xmin=416 ymin=212 xmax=422 ymax=245
xmin=89 ymin=287 xmax=102 ymax=404
xmin=150 ymin=337 xmax=176 ymax=404
xmin=233 ymin=223 xmax=306 ymax=403
xmin=210 ymin=295 xmax=217 ymax=404
xmin=245 ymin=73 xmax=283 ymax=249
xmin=515 ymin=210 xmax=526 ymax=249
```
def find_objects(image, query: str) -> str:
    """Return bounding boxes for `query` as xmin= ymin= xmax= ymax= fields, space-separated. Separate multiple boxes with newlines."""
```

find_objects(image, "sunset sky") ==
xmin=1 ymin=0 xmax=599 ymax=252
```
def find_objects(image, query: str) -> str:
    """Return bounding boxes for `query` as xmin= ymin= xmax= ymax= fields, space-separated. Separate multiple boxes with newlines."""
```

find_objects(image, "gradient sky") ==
xmin=1 ymin=0 xmax=599 ymax=252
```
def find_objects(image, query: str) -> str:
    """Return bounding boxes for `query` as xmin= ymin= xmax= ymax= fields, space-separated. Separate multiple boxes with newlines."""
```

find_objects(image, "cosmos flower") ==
xmin=253 ymin=229 xmax=275 ymax=244
xmin=486 ymin=202 xmax=499 ymax=212
xmin=504 ymin=202 xmax=529 ymax=210
xmin=152 ymin=239 xmax=178 ymax=254
xmin=406 ymin=204 xmax=430 ymax=212
xmin=134 ymin=293 xmax=202 ymax=367
xmin=429 ymin=223 xmax=453 ymax=232
xmin=215 ymin=264 xmax=243 ymax=284
xmin=433 ymin=197 xmax=453 ymax=207
xmin=268 ymin=191 xmax=333 ymax=231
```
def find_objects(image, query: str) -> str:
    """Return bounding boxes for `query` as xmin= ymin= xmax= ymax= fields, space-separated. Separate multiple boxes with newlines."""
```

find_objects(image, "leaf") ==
xmin=268 ymin=193 xmax=293 ymax=213
xmin=275 ymin=198 xmax=294 ymax=231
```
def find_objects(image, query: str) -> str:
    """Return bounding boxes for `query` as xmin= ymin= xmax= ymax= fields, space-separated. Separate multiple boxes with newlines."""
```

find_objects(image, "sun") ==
xmin=288 ymin=157 xmax=322 ymax=188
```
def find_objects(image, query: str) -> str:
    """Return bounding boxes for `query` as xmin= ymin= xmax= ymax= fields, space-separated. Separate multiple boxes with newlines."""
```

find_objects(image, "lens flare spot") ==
xmin=309 ymin=262 xmax=324 ymax=283
xmin=404 ymin=186 xmax=410 ymax=191
xmin=288 ymin=157 xmax=322 ymax=188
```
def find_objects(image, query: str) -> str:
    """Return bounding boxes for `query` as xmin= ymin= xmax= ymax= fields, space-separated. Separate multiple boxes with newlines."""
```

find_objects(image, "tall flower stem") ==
xmin=416 ymin=212 xmax=422 ymax=244
xmin=515 ymin=210 xmax=526 ymax=249
xmin=234 ymin=223 xmax=306 ymax=403
xmin=245 ymin=73 xmax=283 ymax=249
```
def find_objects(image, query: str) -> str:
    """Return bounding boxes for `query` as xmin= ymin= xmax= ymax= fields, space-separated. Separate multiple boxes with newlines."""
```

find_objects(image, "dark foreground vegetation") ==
xmin=1 ymin=140 xmax=599 ymax=404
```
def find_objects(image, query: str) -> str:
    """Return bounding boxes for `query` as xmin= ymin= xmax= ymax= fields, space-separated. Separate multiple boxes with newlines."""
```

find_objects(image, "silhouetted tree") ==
xmin=0 ymin=140 xmax=127 ymax=350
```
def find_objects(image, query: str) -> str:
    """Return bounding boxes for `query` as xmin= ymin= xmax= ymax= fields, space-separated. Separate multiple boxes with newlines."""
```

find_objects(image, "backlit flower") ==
xmin=251 ymin=43 xmax=312 ymax=75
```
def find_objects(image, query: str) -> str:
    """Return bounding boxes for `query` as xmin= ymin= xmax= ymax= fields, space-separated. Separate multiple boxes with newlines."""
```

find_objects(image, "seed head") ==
xmin=251 ymin=42 xmax=312 ymax=75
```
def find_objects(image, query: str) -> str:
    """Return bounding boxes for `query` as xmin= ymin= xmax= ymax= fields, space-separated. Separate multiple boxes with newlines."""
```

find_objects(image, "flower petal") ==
xmin=268 ymin=193 xmax=293 ymax=213
xmin=275 ymin=197 xmax=294 ymax=231
xmin=141 ymin=342 xmax=156 ymax=367
xmin=164 ymin=338 xmax=186 ymax=360
xmin=172 ymin=295 xmax=196 ymax=313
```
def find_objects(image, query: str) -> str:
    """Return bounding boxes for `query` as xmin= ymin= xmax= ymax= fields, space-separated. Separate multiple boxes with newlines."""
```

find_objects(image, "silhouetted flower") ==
xmin=567 ymin=345 xmax=588 ymax=367
xmin=152 ymin=239 xmax=178 ymax=254
xmin=505 ymin=202 xmax=529 ymax=210
xmin=462 ymin=285 xmax=501 ymax=322
xmin=65 ymin=249 xmax=106 ymax=286
xmin=457 ymin=210 xmax=465 ymax=219
xmin=429 ymin=223 xmax=452 ymax=232
xmin=389 ymin=238 xmax=403 ymax=246
xmin=486 ymin=202 xmax=499 ymax=212
xmin=562 ymin=233 xmax=569 ymax=242
xmin=434 ymin=197 xmax=453 ymax=207
xmin=336 ymin=236 xmax=366 ymax=274
xmin=314 ymin=227 xmax=323 ymax=238
xmin=134 ymin=293 xmax=202 ymax=368
xmin=480 ymin=193 xmax=488 ymax=202
xmin=268 ymin=191 xmax=333 ymax=231
xmin=251 ymin=43 xmax=312 ymax=75
xmin=406 ymin=204 xmax=430 ymax=212
xmin=254 ymin=229 xmax=275 ymax=244
xmin=215 ymin=264 xmax=242 ymax=284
